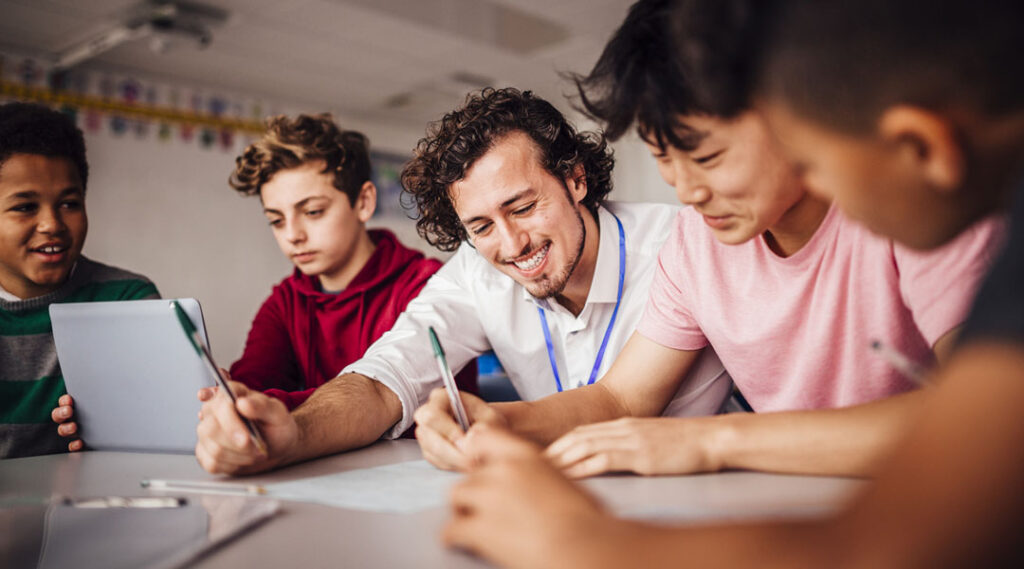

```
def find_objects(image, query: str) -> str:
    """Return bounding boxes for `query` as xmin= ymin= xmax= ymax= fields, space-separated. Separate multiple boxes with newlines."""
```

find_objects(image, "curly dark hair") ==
xmin=230 ymin=113 xmax=371 ymax=204
xmin=0 ymin=102 xmax=89 ymax=189
xmin=401 ymin=87 xmax=615 ymax=252
xmin=569 ymin=0 xmax=756 ymax=150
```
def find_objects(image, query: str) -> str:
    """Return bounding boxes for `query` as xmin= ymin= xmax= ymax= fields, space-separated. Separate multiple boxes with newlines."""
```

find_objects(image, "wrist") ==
xmin=702 ymin=414 xmax=741 ymax=472
xmin=490 ymin=400 xmax=526 ymax=429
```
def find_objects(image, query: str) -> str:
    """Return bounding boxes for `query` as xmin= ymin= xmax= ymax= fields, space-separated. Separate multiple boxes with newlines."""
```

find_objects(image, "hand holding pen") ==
xmin=194 ymin=378 xmax=299 ymax=475
xmin=173 ymin=302 xmax=302 ymax=475
xmin=172 ymin=300 xmax=267 ymax=455
xmin=414 ymin=327 xmax=510 ymax=471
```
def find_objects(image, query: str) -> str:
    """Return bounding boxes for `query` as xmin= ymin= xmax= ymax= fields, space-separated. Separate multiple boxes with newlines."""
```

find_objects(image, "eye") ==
xmin=693 ymin=149 xmax=725 ymax=165
xmin=267 ymin=218 xmax=283 ymax=228
xmin=470 ymin=222 xmax=493 ymax=236
xmin=60 ymin=199 xmax=83 ymax=211
xmin=9 ymin=202 xmax=38 ymax=214
xmin=305 ymin=209 xmax=324 ymax=218
xmin=512 ymin=203 xmax=535 ymax=216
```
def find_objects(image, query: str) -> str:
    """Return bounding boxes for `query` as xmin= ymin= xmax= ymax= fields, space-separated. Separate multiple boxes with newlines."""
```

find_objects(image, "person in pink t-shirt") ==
xmin=459 ymin=0 xmax=1003 ymax=480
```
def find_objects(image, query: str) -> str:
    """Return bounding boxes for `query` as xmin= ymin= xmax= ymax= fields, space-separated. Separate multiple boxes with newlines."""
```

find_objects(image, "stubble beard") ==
xmin=525 ymin=207 xmax=586 ymax=300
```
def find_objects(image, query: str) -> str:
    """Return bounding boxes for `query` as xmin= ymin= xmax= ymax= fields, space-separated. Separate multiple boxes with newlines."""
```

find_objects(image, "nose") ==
xmin=494 ymin=219 xmax=530 ymax=259
xmin=36 ymin=206 xmax=67 ymax=235
xmin=672 ymin=163 xmax=711 ymax=206
xmin=283 ymin=218 xmax=306 ymax=244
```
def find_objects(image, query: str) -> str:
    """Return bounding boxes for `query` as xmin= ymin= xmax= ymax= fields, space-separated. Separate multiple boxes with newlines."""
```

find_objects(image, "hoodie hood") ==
xmin=290 ymin=229 xmax=425 ymax=305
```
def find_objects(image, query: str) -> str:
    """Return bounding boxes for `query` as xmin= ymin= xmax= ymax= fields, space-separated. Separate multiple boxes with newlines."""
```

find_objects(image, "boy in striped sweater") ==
xmin=0 ymin=102 xmax=157 ymax=459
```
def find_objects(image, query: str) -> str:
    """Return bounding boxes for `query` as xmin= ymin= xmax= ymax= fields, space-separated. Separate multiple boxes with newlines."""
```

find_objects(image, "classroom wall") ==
xmin=2 ymin=50 xmax=671 ymax=364
xmin=79 ymin=110 xmax=433 ymax=363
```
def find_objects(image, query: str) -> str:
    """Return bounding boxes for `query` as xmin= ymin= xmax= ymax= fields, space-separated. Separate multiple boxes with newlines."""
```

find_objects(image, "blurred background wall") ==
xmin=0 ymin=0 xmax=672 ymax=362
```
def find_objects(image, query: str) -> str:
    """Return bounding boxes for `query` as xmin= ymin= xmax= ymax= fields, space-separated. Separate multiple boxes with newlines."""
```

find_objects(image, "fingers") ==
xmin=459 ymin=392 xmax=501 ymax=426
xmin=195 ymin=386 xmax=265 ymax=474
xmin=443 ymin=480 xmax=491 ymax=555
xmin=545 ymin=430 xmax=600 ymax=469
xmin=197 ymin=386 xmax=218 ymax=402
xmin=53 ymin=394 xmax=82 ymax=449
xmin=234 ymin=389 xmax=287 ymax=424
xmin=419 ymin=388 xmax=468 ymax=439
xmin=415 ymin=388 xmax=472 ymax=470
xmin=560 ymin=452 xmax=622 ymax=479
xmin=51 ymin=394 xmax=75 ymax=424
xmin=211 ymin=389 xmax=255 ymax=450
xmin=57 ymin=421 xmax=78 ymax=437
xmin=545 ymin=424 xmax=635 ymax=477
xmin=417 ymin=422 xmax=469 ymax=471
xmin=461 ymin=424 xmax=541 ymax=466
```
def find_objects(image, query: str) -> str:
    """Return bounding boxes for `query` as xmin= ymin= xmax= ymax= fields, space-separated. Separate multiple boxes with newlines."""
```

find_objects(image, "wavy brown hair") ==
xmin=401 ymin=87 xmax=615 ymax=252
xmin=230 ymin=113 xmax=370 ymax=204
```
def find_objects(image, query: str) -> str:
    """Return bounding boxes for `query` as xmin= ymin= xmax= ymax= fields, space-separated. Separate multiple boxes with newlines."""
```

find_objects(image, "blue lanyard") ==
xmin=537 ymin=212 xmax=626 ymax=392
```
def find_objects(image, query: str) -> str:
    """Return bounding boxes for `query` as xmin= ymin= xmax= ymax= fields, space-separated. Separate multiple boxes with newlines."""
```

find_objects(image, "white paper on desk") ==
xmin=265 ymin=460 xmax=460 ymax=513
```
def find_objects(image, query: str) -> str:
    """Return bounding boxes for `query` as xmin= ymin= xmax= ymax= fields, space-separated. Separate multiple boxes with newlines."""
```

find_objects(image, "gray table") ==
xmin=0 ymin=440 xmax=861 ymax=568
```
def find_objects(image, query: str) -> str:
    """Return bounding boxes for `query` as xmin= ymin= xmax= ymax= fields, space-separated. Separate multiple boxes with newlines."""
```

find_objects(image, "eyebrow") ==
xmin=2 ymin=187 xmax=83 ymax=201
xmin=460 ymin=189 xmax=536 ymax=226
xmin=263 ymin=195 xmax=328 ymax=216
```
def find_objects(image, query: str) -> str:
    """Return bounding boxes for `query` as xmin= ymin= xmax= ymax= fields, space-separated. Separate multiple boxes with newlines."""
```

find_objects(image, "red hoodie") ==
xmin=230 ymin=229 xmax=476 ymax=410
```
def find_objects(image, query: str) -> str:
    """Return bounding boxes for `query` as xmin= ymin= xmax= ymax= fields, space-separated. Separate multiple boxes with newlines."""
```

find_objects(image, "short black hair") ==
xmin=571 ymin=0 xmax=757 ymax=150
xmin=754 ymin=0 xmax=1024 ymax=132
xmin=0 ymin=102 xmax=89 ymax=189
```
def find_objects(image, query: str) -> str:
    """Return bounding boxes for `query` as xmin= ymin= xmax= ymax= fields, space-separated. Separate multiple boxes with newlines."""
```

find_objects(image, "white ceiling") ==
xmin=0 ymin=0 xmax=635 ymax=127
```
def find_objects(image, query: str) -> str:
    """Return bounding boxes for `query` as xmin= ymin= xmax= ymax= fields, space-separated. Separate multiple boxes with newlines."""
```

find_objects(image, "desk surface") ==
xmin=0 ymin=440 xmax=861 ymax=568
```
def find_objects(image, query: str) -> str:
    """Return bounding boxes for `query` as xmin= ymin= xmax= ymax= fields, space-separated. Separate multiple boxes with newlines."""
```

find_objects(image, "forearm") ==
xmin=707 ymin=390 xmax=928 ymax=476
xmin=494 ymin=382 xmax=631 ymax=445
xmin=287 ymin=373 xmax=402 ymax=464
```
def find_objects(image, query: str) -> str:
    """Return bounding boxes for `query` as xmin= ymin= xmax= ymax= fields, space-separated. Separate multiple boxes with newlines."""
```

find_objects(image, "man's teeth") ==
xmin=514 ymin=244 xmax=549 ymax=271
xmin=35 ymin=245 xmax=67 ymax=254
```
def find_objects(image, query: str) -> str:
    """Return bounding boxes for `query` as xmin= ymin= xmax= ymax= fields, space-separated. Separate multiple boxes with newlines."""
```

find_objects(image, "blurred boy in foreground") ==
xmin=441 ymin=1 xmax=1024 ymax=567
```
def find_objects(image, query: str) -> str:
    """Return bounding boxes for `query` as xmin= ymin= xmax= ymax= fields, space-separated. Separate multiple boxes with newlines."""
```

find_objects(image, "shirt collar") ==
xmin=521 ymin=204 xmax=621 ymax=307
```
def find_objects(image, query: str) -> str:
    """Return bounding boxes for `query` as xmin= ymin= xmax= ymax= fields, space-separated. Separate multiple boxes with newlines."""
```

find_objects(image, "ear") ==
xmin=878 ymin=106 xmax=965 ymax=193
xmin=565 ymin=163 xmax=588 ymax=205
xmin=354 ymin=181 xmax=377 ymax=223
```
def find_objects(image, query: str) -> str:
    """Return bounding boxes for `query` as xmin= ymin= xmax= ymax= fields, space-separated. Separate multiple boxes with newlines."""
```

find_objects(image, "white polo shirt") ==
xmin=343 ymin=201 xmax=732 ymax=438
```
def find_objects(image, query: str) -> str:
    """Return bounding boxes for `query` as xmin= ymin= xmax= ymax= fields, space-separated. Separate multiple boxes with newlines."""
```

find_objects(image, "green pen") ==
xmin=428 ymin=326 xmax=470 ymax=432
xmin=171 ymin=300 xmax=268 ymax=455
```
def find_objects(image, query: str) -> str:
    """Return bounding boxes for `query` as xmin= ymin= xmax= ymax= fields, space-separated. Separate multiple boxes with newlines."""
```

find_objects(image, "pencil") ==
xmin=141 ymin=478 xmax=268 ymax=496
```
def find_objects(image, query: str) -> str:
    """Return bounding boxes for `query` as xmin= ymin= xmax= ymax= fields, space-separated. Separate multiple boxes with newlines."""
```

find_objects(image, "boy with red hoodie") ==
xmin=225 ymin=114 xmax=476 ymax=411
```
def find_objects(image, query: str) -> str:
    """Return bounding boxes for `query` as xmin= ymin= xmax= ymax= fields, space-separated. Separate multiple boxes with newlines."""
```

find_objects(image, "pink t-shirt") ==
xmin=638 ymin=204 xmax=1003 ymax=412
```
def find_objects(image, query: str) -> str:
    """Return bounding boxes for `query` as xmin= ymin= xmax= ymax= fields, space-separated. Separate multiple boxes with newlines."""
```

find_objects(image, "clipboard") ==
xmin=35 ymin=495 xmax=279 ymax=569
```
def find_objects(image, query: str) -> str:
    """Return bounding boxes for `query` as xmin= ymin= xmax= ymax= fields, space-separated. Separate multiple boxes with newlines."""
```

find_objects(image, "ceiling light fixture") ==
xmin=53 ymin=1 xmax=229 ymax=71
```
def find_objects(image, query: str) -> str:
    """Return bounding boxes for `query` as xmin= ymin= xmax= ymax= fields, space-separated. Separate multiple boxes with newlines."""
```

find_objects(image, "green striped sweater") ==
xmin=0 ymin=257 xmax=159 ymax=459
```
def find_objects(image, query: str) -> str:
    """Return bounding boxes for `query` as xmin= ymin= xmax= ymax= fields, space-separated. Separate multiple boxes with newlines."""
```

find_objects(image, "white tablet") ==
xmin=50 ymin=298 xmax=216 ymax=453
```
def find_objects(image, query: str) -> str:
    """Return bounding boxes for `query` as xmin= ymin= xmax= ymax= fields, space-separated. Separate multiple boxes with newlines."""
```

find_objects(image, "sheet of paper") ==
xmin=265 ymin=460 xmax=460 ymax=514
